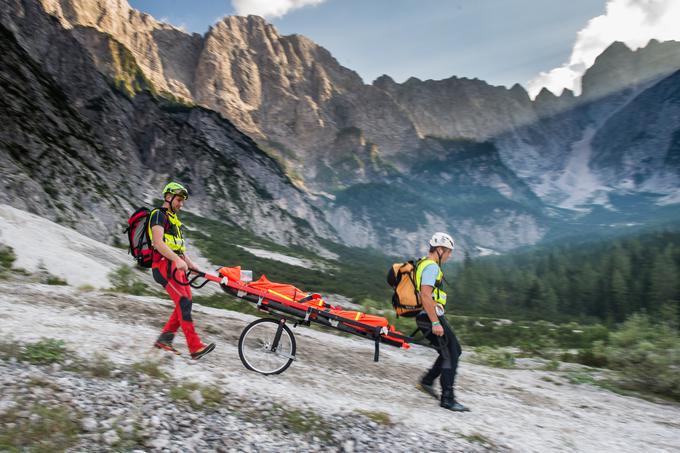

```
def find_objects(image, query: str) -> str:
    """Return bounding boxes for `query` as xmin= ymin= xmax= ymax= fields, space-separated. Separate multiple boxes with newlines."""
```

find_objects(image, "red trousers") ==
xmin=152 ymin=257 xmax=203 ymax=353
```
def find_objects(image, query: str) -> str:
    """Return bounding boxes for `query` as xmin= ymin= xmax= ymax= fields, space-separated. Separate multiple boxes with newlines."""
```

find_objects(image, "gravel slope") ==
xmin=2 ymin=281 xmax=679 ymax=452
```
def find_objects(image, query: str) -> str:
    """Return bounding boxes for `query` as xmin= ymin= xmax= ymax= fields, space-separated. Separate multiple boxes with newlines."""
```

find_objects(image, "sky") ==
xmin=128 ymin=0 xmax=680 ymax=98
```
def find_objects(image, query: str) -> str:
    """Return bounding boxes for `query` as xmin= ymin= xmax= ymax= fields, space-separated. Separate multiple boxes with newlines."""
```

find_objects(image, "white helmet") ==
xmin=429 ymin=232 xmax=455 ymax=250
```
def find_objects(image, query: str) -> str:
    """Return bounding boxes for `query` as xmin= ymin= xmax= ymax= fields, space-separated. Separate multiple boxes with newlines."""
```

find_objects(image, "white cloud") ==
xmin=231 ymin=0 xmax=326 ymax=19
xmin=527 ymin=0 xmax=680 ymax=99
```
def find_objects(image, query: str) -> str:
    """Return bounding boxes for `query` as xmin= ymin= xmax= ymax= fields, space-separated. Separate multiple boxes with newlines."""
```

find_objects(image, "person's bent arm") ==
xmin=151 ymin=225 xmax=188 ymax=272
xmin=183 ymin=254 xmax=200 ymax=272
xmin=420 ymin=285 xmax=444 ymax=336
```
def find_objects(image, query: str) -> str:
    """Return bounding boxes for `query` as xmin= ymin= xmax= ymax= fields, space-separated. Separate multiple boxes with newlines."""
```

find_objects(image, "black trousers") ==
xmin=416 ymin=311 xmax=462 ymax=394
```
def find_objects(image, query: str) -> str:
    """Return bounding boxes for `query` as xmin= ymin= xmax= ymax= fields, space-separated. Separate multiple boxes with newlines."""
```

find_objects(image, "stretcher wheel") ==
xmin=238 ymin=318 xmax=296 ymax=375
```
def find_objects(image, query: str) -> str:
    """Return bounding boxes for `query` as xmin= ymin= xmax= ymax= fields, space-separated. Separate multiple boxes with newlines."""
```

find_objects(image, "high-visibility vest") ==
xmin=148 ymin=208 xmax=186 ymax=254
xmin=414 ymin=258 xmax=447 ymax=306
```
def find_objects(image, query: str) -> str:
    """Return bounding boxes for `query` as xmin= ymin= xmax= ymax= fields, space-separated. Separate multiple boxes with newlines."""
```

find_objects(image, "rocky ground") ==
xmin=1 ymin=279 xmax=679 ymax=452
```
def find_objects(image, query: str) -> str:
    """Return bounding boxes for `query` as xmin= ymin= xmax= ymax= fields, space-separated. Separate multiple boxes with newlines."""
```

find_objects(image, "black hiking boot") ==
xmin=190 ymin=342 xmax=216 ymax=360
xmin=154 ymin=332 xmax=180 ymax=355
xmin=417 ymin=379 xmax=438 ymax=400
xmin=440 ymin=390 xmax=470 ymax=412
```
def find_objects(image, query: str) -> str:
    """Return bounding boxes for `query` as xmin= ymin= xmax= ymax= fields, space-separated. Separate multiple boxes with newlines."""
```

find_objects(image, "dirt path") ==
xmin=4 ymin=282 xmax=680 ymax=452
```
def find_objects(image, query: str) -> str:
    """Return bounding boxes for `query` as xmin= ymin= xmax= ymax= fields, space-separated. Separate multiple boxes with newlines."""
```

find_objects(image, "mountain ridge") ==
xmin=2 ymin=0 xmax=680 ymax=257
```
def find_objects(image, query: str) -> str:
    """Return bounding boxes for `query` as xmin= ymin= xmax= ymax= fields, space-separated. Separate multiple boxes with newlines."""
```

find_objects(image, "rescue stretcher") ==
xmin=175 ymin=266 xmax=416 ymax=375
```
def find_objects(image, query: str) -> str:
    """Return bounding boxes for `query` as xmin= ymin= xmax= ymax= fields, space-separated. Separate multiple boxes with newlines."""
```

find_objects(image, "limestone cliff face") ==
xmin=37 ymin=1 xmax=420 ymax=183
xmin=1 ymin=0 xmax=337 ymax=253
xmin=39 ymin=0 xmax=201 ymax=100
xmin=191 ymin=15 xmax=422 ymax=179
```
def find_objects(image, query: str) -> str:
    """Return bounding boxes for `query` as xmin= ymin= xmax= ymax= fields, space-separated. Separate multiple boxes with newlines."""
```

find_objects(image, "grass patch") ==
xmin=356 ymin=409 xmax=392 ymax=425
xmin=542 ymin=359 xmax=560 ymax=371
xmin=0 ymin=404 xmax=81 ymax=453
xmin=469 ymin=346 xmax=515 ymax=368
xmin=77 ymin=284 xmax=96 ymax=292
xmin=563 ymin=371 xmax=652 ymax=400
xmin=539 ymin=376 xmax=562 ymax=386
xmin=27 ymin=376 xmax=61 ymax=392
xmin=20 ymin=339 xmax=69 ymax=365
xmin=277 ymin=407 xmax=332 ymax=440
xmin=132 ymin=360 xmax=168 ymax=380
xmin=461 ymin=432 xmax=495 ymax=447
xmin=169 ymin=382 xmax=224 ymax=409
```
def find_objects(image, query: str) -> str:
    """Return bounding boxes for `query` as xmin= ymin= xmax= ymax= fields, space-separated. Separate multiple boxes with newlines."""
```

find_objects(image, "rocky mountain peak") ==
xmin=581 ymin=39 xmax=680 ymax=101
xmin=509 ymin=83 xmax=530 ymax=100
xmin=211 ymin=14 xmax=278 ymax=46
xmin=372 ymin=74 xmax=396 ymax=88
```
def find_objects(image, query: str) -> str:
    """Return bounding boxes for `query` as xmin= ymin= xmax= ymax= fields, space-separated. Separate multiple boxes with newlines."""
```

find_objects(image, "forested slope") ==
xmin=449 ymin=230 xmax=680 ymax=324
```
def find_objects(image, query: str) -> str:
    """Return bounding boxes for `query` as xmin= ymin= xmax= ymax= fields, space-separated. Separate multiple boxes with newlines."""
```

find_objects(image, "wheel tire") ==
xmin=238 ymin=318 xmax=296 ymax=375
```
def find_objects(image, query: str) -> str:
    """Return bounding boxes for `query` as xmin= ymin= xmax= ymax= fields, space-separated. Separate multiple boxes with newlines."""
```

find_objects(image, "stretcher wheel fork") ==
xmin=238 ymin=317 xmax=297 ymax=375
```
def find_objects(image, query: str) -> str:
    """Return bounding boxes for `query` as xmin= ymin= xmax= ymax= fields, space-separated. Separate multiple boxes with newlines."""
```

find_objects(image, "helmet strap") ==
xmin=163 ymin=194 xmax=177 ymax=213
xmin=168 ymin=194 xmax=177 ymax=213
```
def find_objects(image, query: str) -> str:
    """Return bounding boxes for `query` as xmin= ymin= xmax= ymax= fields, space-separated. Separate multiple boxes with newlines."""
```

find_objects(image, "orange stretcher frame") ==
xmin=180 ymin=267 xmax=413 ymax=366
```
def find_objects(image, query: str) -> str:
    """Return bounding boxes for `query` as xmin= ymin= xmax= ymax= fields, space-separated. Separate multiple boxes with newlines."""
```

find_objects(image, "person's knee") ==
xmin=179 ymin=297 xmax=193 ymax=322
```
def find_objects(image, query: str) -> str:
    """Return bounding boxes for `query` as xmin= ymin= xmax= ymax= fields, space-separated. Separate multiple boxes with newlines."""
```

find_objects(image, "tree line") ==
xmin=448 ymin=230 xmax=680 ymax=325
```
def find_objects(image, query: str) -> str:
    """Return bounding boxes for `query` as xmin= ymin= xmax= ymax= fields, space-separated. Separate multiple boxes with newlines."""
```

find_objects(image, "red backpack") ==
xmin=125 ymin=207 xmax=153 ymax=268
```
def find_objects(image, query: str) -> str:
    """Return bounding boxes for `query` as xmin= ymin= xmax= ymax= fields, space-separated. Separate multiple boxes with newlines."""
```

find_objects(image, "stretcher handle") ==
xmin=171 ymin=269 xmax=210 ymax=289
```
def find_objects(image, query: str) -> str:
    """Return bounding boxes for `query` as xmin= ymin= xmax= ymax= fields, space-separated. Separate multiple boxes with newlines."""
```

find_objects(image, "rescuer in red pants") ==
xmin=150 ymin=182 xmax=215 ymax=360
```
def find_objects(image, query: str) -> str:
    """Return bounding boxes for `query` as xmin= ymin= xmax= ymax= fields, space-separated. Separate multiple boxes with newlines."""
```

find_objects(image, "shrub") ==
xmin=595 ymin=314 xmax=680 ymax=400
xmin=560 ymin=349 xmax=608 ymax=368
xmin=0 ymin=244 xmax=16 ymax=268
xmin=45 ymin=275 xmax=68 ymax=285
xmin=108 ymin=265 xmax=148 ymax=295
xmin=87 ymin=353 xmax=114 ymax=378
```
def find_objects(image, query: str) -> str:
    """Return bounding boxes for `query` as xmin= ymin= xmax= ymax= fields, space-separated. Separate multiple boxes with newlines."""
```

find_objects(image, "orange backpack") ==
xmin=386 ymin=260 xmax=422 ymax=317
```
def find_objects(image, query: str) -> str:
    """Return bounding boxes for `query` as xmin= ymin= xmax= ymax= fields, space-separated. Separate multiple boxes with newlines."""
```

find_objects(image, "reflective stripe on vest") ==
xmin=414 ymin=258 xmax=448 ymax=306
xmin=148 ymin=209 xmax=186 ymax=254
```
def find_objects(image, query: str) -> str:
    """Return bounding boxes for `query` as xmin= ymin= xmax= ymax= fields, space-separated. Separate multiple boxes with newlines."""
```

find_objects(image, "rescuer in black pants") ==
xmin=414 ymin=232 xmax=469 ymax=412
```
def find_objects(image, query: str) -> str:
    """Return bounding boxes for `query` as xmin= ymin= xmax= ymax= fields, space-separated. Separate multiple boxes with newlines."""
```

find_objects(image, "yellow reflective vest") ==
xmin=414 ymin=258 xmax=447 ymax=306
xmin=148 ymin=208 xmax=186 ymax=254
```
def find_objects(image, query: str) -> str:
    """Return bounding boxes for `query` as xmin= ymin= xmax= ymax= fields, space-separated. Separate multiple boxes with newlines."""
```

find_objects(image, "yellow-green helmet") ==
xmin=162 ymin=182 xmax=189 ymax=200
